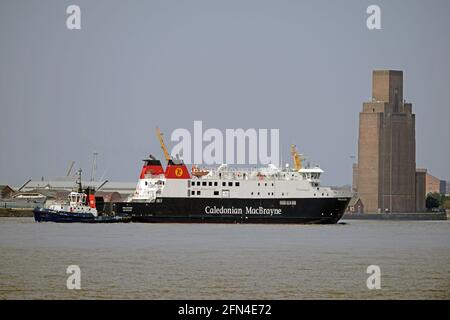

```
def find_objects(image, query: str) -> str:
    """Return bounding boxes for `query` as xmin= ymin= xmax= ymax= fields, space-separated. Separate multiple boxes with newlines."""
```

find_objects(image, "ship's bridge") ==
xmin=298 ymin=167 xmax=324 ymax=187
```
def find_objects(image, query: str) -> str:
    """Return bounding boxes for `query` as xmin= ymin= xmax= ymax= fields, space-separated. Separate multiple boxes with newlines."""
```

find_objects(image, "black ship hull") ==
xmin=112 ymin=197 xmax=351 ymax=224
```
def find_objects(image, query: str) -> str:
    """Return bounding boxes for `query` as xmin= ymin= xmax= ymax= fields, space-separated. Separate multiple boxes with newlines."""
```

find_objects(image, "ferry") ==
xmin=110 ymin=132 xmax=352 ymax=224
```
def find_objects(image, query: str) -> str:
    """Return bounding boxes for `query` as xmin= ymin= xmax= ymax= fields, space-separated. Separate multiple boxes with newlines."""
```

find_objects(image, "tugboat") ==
xmin=33 ymin=169 xmax=131 ymax=223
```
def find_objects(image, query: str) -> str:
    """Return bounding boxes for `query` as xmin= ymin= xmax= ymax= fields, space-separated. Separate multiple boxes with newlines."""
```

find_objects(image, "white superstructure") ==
xmin=129 ymin=163 xmax=351 ymax=203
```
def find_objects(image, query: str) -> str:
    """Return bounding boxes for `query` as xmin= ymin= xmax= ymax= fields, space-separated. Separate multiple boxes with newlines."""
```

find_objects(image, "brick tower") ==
xmin=357 ymin=70 xmax=416 ymax=213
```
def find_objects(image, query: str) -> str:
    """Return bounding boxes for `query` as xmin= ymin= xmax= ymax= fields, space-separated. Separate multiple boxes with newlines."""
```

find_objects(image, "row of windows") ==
xmin=144 ymin=181 xmax=165 ymax=186
xmin=190 ymin=180 xmax=278 ymax=188
xmin=280 ymin=200 xmax=297 ymax=205
xmin=258 ymin=182 xmax=275 ymax=187
xmin=188 ymin=190 xmax=328 ymax=197
xmin=190 ymin=190 xmax=278 ymax=197
xmin=188 ymin=191 xmax=329 ymax=198
xmin=190 ymin=190 xmax=220 ymax=196
xmin=251 ymin=192 xmax=275 ymax=196
xmin=190 ymin=181 xmax=240 ymax=187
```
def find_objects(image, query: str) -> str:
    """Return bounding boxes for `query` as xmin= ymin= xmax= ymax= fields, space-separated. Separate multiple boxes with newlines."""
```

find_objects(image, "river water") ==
xmin=0 ymin=217 xmax=449 ymax=299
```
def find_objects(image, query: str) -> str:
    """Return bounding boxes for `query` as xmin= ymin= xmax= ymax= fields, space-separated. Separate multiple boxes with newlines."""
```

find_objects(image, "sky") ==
xmin=0 ymin=0 xmax=449 ymax=186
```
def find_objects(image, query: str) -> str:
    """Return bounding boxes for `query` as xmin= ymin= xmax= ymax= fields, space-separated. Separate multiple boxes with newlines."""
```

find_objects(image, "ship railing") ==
xmin=190 ymin=165 xmax=295 ymax=174
xmin=191 ymin=170 xmax=306 ymax=181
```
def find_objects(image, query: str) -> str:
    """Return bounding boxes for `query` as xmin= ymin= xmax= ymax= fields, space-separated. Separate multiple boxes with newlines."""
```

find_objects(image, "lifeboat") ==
xmin=191 ymin=165 xmax=209 ymax=178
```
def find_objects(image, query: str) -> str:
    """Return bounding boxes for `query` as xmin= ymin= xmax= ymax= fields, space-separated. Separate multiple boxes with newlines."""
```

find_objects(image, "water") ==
xmin=0 ymin=217 xmax=449 ymax=299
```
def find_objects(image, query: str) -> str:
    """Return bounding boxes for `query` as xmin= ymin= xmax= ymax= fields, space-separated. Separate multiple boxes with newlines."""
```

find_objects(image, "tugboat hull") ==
xmin=33 ymin=208 xmax=131 ymax=223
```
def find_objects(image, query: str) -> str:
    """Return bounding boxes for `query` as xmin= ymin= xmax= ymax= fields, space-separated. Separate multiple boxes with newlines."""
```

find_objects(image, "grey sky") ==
xmin=1 ymin=0 xmax=449 ymax=186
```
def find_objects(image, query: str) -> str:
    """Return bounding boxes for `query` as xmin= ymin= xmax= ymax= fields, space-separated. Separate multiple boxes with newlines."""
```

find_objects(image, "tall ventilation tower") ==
xmin=356 ymin=70 xmax=416 ymax=213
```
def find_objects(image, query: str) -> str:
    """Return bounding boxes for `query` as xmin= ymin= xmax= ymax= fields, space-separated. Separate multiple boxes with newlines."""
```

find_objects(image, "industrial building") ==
xmin=17 ymin=178 xmax=136 ymax=198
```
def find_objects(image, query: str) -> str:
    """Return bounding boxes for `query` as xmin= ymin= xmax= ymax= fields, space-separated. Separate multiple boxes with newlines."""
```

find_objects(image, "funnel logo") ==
xmin=175 ymin=168 xmax=184 ymax=177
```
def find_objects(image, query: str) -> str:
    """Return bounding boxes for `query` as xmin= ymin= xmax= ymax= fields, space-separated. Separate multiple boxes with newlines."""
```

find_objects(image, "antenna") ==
xmin=91 ymin=152 xmax=98 ymax=182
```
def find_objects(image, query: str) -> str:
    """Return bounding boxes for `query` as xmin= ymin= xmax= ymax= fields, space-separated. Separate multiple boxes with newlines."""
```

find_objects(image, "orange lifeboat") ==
xmin=191 ymin=165 xmax=209 ymax=178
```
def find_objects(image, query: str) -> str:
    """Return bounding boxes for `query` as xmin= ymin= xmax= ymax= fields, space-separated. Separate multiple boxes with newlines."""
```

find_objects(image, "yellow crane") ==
xmin=290 ymin=145 xmax=304 ymax=171
xmin=156 ymin=127 xmax=171 ymax=162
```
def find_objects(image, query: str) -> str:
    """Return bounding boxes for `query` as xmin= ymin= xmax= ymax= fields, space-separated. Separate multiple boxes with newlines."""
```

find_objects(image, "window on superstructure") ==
xmin=258 ymin=183 xmax=260 ymax=186
xmin=235 ymin=182 xmax=240 ymax=187
xmin=202 ymin=182 xmax=207 ymax=186
xmin=222 ymin=182 xmax=226 ymax=187
xmin=214 ymin=182 xmax=218 ymax=186
xmin=228 ymin=182 xmax=232 ymax=187
xmin=197 ymin=191 xmax=201 ymax=195
xmin=209 ymin=182 xmax=212 ymax=186
xmin=251 ymin=192 xmax=254 ymax=195
xmin=191 ymin=190 xmax=195 ymax=195
xmin=214 ymin=191 xmax=219 ymax=196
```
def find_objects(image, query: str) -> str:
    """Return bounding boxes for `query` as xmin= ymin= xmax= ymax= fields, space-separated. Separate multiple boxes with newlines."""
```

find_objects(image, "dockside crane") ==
xmin=66 ymin=161 xmax=75 ymax=177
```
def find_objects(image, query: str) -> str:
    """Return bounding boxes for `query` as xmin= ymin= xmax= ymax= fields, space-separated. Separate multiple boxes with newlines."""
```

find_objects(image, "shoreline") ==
xmin=343 ymin=211 xmax=448 ymax=221
xmin=0 ymin=208 xmax=33 ymax=217
xmin=1 ymin=208 xmax=448 ymax=221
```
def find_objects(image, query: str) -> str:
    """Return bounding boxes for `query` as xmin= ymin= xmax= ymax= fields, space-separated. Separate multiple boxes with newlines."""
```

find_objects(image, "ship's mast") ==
xmin=75 ymin=169 xmax=83 ymax=193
